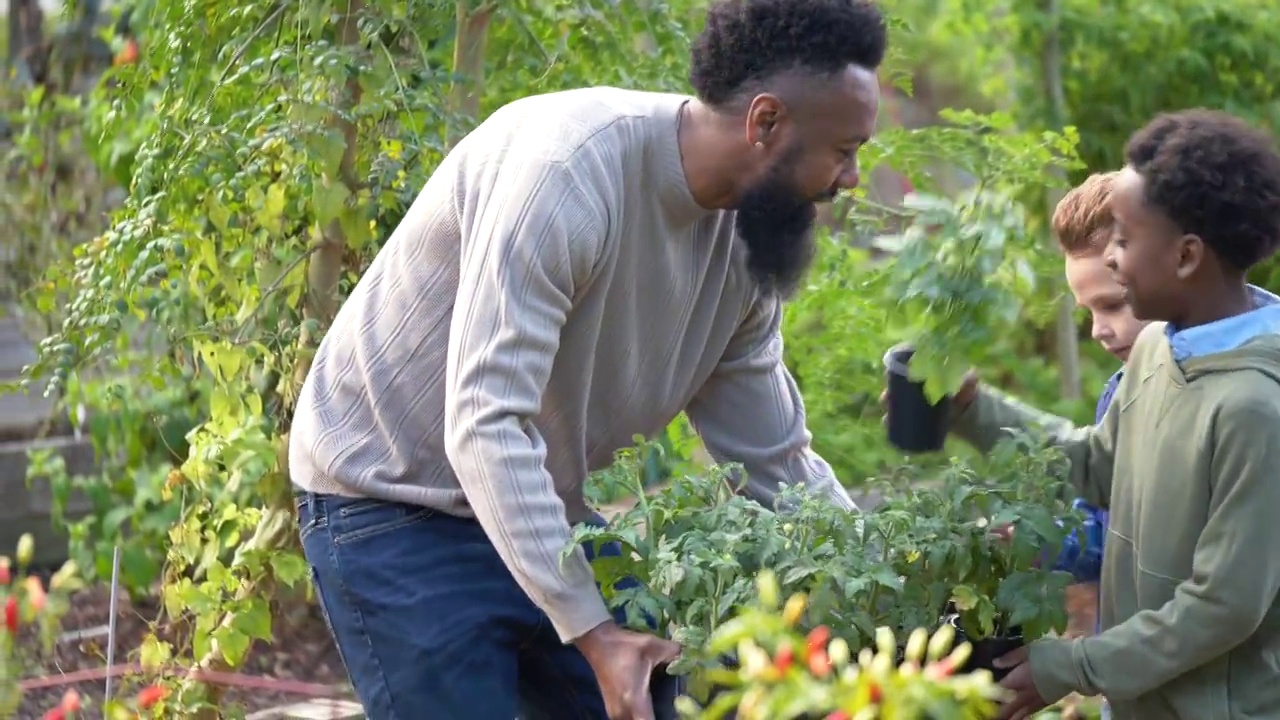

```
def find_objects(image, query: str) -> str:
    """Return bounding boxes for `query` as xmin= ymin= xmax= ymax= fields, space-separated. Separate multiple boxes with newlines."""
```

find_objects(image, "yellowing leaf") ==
xmin=256 ymin=183 xmax=288 ymax=235
xmin=139 ymin=633 xmax=173 ymax=670
xmin=313 ymin=177 xmax=350 ymax=227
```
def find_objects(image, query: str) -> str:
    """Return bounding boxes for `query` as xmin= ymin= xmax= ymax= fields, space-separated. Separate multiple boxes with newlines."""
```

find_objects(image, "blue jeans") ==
xmin=296 ymin=492 xmax=637 ymax=720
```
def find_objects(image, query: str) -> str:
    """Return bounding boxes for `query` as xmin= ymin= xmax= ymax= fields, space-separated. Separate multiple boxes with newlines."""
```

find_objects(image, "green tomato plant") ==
xmin=874 ymin=431 xmax=1081 ymax=643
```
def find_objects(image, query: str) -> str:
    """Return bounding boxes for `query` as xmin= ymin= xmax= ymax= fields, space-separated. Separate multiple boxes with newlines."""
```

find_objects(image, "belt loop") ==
xmin=307 ymin=492 xmax=321 ymax=520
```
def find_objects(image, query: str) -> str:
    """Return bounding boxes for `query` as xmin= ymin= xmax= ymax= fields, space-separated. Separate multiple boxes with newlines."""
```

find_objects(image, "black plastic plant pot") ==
xmin=650 ymin=667 xmax=687 ymax=720
xmin=945 ymin=614 xmax=1025 ymax=682
xmin=883 ymin=345 xmax=951 ymax=453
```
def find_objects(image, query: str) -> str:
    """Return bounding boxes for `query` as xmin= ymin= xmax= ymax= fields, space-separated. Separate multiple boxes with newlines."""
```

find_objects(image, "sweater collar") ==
xmin=657 ymin=96 xmax=715 ymax=226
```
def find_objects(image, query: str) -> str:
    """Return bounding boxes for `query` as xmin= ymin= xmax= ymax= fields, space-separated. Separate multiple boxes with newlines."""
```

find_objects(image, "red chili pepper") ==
xmin=41 ymin=708 xmax=65 ymax=720
xmin=773 ymin=642 xmax=795 ymax=672
xmin=825 ymin=711 xmax=851 ymax=720
xmin=5 ymin=596 xmax=18 ymax=634
xmin=806 ymin=625 xmax=831 ymax=656
xmin=926 ymin=656 xmax=959 ymax=679
xmin=136 ymin=684 xmax=168 ymax=709
xmin=808 ymin=648 xmax=831 ymax=677
xmin=868 ymin=681 xmax=882 ymax=703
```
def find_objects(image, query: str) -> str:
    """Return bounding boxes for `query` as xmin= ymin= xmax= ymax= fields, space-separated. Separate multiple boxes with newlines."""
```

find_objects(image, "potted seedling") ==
xmin=872 ymin=433 xmax=1081 ymax=679
xmin=946 ymin=434 xmax=1081 ymax=679
xmin=872 ymin=189 xmax=1038 ymax=453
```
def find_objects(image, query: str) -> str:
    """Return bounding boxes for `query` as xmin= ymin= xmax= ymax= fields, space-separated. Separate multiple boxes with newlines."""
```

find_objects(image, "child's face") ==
xmin=1065 ymin=253 xmax=1149 ymax=362
xmin=1105 ymin=167 xmax=1199 ymax=322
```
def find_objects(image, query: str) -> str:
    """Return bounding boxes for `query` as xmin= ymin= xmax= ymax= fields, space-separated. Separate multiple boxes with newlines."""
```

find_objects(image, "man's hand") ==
xmin=878 ymin=370 xmax=980 ymax=423
xmin=994 ymin=646 xmax=1049 ymax=720
xmin=575 ymin=621 xmax=682 ymax=720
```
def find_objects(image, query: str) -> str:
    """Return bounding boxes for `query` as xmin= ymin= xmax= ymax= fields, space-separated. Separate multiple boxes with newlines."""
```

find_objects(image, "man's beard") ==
xmin=734 ymin=151 xmax=825 ymax=299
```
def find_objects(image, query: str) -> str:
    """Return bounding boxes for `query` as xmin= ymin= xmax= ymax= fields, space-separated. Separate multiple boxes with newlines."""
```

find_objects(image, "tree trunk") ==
xmin=1041 ymin=0 xmax=1081 ymax=402
xmin=447 ymin=1 xmax=495 ymax=150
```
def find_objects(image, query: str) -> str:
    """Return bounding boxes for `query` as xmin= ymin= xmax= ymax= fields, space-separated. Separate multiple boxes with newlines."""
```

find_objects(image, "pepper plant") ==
xmin=870 ymin=187 xmax=1046 ymax=404
xmin=0 ymin=534 xmax=82 ymax=718
xmin=674 ymin=570 xmax=1005 ymax=720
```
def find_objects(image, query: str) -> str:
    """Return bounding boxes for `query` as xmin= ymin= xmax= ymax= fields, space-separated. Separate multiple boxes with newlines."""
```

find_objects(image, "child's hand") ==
xmin=954 ymin=370 xmax=980 ymax=409
xmin=994 ymin=647 xmax=1049 ymax=720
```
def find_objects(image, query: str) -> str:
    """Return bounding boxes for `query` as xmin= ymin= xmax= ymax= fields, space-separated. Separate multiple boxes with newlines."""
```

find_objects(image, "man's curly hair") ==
xmin=1125 ymin=109 xmax=1280 ymax=272
xmin=689 ymin=0 xmax=887 ymax=108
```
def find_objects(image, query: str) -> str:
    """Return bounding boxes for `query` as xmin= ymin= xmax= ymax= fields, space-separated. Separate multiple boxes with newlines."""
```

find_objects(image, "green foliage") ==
xmin=876 ymin=432 xmax=1080 ymax=642
xmin=0 ymin=84 xmax=116 ymax=304
xmin=577 ymin=433 xmax=1079 ymax=688
xmin=25 ymin=369 xmax=203 ymax=597
xmin=782 ymin=110 xmax=1080 ymax=484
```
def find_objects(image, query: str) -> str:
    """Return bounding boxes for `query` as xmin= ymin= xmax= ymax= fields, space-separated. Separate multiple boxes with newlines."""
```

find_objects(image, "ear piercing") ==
xmin=755 ymin=141 xmax=764 ymax=148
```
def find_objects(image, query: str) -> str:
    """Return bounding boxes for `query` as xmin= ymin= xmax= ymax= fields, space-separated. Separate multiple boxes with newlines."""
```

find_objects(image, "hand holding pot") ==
xmin=575 ymin=621 xmax=682 ymax=720
xmin=993 ymin=646 xmax=1048 ymax=720
xmin=878 ymin=369 xmax=981 ymax=415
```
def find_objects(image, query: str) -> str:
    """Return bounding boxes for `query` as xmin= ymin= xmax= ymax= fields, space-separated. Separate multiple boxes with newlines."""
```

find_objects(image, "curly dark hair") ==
xmin=1125 ymin=109 xmax=1280 ymax=272
xmin=689 ymin=0 xmax=887 ymax=108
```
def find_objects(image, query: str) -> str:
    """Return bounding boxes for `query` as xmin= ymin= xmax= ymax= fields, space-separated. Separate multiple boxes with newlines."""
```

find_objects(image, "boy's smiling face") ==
xmin=1065 ymin=253 xmax=1148 ymax=362
xmin=1105 ymin=166 xmax=1200 ymax=323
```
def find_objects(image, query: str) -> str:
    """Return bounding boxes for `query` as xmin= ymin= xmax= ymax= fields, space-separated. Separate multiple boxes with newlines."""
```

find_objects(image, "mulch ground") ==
xmin=14 ymin=583 xmax=353 ymax=719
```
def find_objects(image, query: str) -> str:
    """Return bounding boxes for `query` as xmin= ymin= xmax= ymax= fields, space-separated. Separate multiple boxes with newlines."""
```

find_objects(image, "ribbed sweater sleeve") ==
xmin=686 ymin=293 xmax=856 ymax=511
xmin=443 ymin=155 xmax=612 ymax=643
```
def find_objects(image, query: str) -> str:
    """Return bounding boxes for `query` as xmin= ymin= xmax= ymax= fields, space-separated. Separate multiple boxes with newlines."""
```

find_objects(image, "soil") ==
xmin=13 ymin=583 xmax=353 ymax=719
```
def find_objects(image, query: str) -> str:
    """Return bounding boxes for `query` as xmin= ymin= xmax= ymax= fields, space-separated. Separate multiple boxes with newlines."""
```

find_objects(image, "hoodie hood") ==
xmin=1180 ymin=331 xmax=1280 ymax=383
xmin=1157 ymin=284 xmax=1280 ymax=383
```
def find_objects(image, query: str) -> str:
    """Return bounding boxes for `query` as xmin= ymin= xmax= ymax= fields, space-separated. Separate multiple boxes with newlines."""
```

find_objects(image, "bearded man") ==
xmin=288 ymin=1 xmax=887 ymax=718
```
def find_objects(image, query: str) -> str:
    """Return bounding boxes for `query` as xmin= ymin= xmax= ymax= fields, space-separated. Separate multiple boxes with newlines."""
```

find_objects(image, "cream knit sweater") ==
xmin=289 ymin=86 xmax=855 ymax=642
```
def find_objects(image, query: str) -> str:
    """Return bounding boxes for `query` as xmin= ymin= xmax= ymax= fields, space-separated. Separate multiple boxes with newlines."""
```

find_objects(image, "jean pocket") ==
xmin=330 ymin=500 xmax=434 ymax=546
xmin=296 ymin=496 xmax=323 ymax=543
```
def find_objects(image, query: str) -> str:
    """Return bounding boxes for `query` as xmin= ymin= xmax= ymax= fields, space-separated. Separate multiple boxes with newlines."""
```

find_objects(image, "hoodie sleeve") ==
xmin=950 ymin=386 xmax=1117 ymax=508
xmin=1027 ymin=393 xmax=1280 ymax=702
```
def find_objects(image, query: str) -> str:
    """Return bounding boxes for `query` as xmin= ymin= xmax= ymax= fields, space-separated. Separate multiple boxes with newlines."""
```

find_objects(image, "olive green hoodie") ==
xmin=952 ymin=322 xmax=1280 ymax=720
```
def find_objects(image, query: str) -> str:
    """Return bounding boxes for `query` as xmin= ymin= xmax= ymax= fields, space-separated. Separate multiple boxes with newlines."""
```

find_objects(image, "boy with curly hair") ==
xmin=956 ymin=109 xmax=1280 ymax=720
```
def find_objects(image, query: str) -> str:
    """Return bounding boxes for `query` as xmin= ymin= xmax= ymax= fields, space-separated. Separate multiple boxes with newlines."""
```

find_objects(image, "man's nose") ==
xmin=836 ymin=167 xmax=860 ymax=191
xmin=1092 ymin=322 xmax=1113 ymax=343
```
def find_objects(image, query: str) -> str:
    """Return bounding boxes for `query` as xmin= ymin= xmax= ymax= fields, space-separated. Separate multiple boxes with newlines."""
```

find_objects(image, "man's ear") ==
xmin=745 ymin=93 xmax=785 ymax=147
xmin=1174 ymin=233 xmax=1204 ymax=280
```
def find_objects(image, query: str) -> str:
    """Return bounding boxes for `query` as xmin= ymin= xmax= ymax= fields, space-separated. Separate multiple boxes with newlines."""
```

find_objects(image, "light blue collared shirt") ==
xmin=1166 ymin=285 xmax=1280 ymax=361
